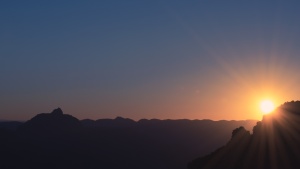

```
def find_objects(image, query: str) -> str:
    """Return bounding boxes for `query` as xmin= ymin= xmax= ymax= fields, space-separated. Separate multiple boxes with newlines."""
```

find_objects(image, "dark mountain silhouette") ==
xmin=188 ymin=101 xmax=300 ymax=169
xmin=0 ymin=108 xmax=256 ymax=169
xmin=81 ymin=116 xmax=136 ymax=128
xmin=0 ymin=121 xmax=23 ymax=130
xmin=18 ymin=108 xmax=81 ymax=135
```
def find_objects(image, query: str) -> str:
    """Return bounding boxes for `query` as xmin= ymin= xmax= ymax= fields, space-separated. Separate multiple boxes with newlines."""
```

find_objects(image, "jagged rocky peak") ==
xmin=51 ymin=107 xmax=63 ymax=115
xmin=231 ymin=126 xmax=250 ymax=139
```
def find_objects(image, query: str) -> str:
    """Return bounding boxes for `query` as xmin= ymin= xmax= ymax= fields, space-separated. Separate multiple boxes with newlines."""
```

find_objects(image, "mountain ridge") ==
xmin=0 ymin=108 xmax=257 ymax=169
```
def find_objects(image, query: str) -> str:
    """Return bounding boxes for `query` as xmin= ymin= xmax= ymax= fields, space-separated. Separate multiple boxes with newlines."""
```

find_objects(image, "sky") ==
xmin=1 ymin=0 xmax=300 ymax=121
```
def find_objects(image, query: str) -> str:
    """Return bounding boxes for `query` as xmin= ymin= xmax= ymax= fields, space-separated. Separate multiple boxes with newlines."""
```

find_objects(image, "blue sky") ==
xmin=1 ymin=0 xmax=300 ymax=120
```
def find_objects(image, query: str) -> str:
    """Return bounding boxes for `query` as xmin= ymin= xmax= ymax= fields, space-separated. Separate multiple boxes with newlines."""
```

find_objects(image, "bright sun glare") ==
xmin=260 ymin=100 xmax=275 ymax=114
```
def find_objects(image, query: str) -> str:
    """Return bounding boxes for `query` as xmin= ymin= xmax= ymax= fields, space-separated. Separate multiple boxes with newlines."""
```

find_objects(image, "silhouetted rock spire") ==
xmin=231 ymin=126 xmax=249 ymax=139
xmin=51 ymin=108 xmax=63 ymax=115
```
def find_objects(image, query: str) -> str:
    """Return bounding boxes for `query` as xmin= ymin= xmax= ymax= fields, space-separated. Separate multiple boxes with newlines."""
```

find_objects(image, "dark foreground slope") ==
xmin=0 ymin=108 xmax=256 ymax=169
xmin=188 ymin=101 xmax=300 ymax=169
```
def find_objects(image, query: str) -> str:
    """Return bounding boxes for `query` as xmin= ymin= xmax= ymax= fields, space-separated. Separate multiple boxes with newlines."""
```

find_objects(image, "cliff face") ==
xmin=188 ymin=101 xmax=300 ymax=169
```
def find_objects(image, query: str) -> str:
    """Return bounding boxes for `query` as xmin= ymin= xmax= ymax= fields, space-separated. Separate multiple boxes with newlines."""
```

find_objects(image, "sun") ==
xmin=260 ymin=100 xmax=275 ymax=114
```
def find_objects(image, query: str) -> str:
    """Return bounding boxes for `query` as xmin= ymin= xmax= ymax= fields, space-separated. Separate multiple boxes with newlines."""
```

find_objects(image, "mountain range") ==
xmin=0 ymin=108 xmax=256 ymax=169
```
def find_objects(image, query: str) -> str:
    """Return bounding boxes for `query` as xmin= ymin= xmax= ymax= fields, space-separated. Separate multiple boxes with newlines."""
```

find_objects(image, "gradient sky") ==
xmin=2 ymin=0 xmax=300 ymax=121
